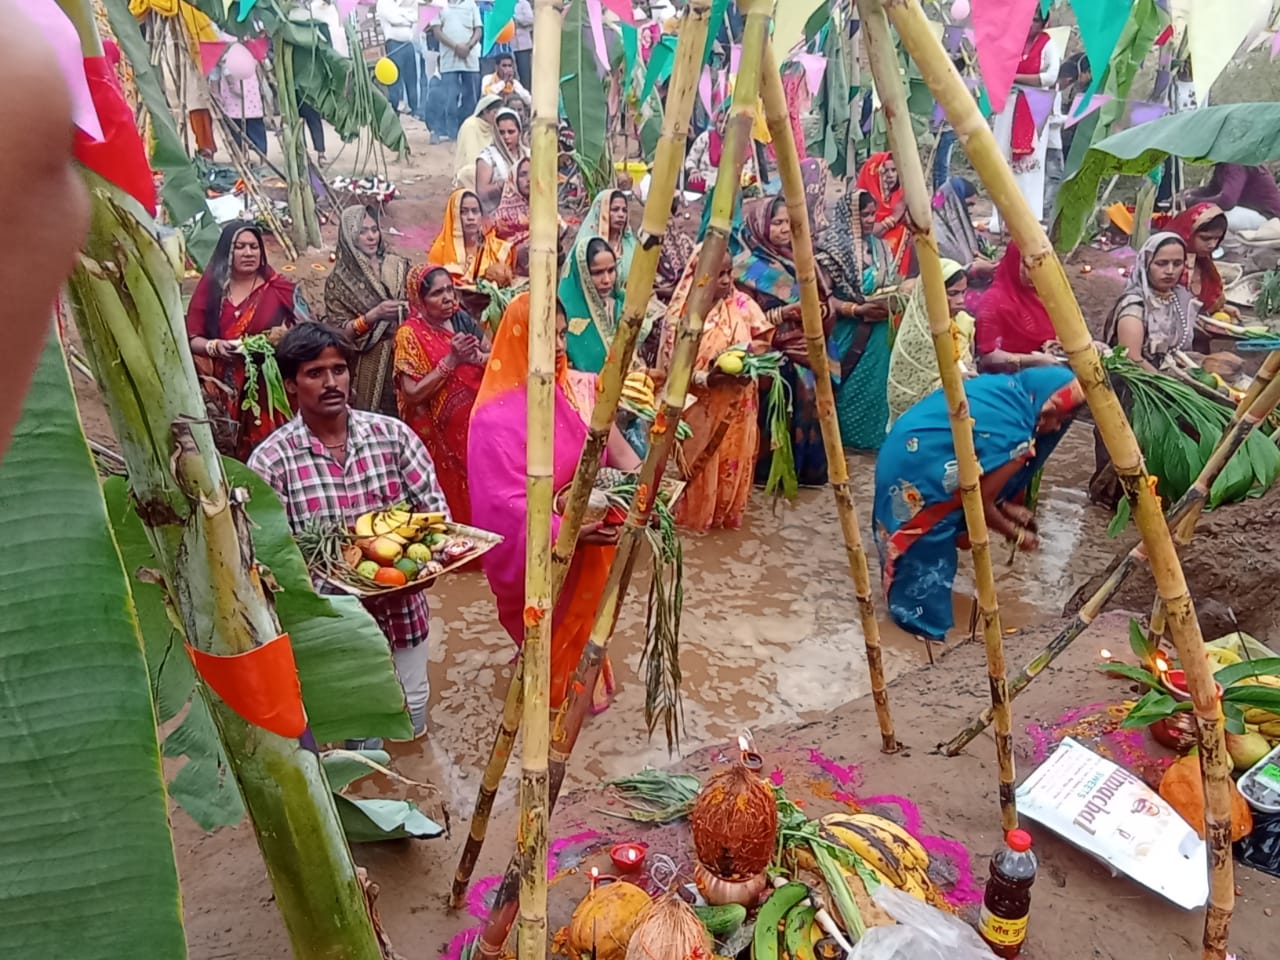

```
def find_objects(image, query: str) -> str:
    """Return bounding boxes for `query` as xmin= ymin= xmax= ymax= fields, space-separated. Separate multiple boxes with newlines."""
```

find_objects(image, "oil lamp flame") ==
xmin=1156 ymin=656 xmax=1170 ymax=674
xmin=1100 ymin=648 xmax=1112 ymax=661
xmin=737 ymin=735 xmax=750 ymax=752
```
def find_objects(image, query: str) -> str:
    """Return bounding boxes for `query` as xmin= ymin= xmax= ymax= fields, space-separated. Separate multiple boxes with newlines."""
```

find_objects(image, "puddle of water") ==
xmin=391 ymin=423 xmax=1112 ymax=812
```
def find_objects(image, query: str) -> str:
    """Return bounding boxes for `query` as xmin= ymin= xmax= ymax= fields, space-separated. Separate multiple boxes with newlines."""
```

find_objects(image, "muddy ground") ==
xmin=75 ymin=116 xmax=1280 ymax=958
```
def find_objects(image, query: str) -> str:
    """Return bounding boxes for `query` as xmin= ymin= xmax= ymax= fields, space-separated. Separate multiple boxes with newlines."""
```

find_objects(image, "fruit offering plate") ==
xmin=306 ymin=512 xmax=503 ymax=601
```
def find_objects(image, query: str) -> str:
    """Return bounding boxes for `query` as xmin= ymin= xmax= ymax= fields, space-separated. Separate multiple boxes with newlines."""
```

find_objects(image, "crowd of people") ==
xmin=181 ymin=2 xmax=1269 ymax=738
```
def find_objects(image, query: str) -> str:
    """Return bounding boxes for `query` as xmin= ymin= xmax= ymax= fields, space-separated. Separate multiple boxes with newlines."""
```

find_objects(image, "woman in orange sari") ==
xmin=856 ymin=152 xmax=912 ymax=274
xmin=186 ymin=220 xmax=311 ymax=459
xmin=660 ymin=245 xmax=774 ymax=531
xmin=468 ymin=293 xmax=639 ymax=711
xmin=428 ymin=188 xmax=511 ymax=285
xmin=394 ymin=265 xmax=490 ymax=523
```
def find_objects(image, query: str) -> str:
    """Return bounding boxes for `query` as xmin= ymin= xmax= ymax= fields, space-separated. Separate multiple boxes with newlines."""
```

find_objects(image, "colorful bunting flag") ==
xmin=1068 ymin=0 xmax=1134 ymax=111
xmin=482 ymin=0 xmax=517 ymax=56
xmin=586 ymin=0 xmax=611 ymax=74
xmin=417 ymin=4 xmax=440 ymax=33
xmin=198 ymin=40 xmax=229 ymax=76
xmin=1021 ymin=86 xmax=1056 ymax=133
xmin=601 ymin=0 xmax=635 ymax=26
xmin=235 ymin=0 xmax=256 ymax=24
xmin=1187 ymin=0 xmax=1272 ymax=106
xmin=75 ymin=57 xmax=157 ymax=214
xmin=971 ymin=0 xmax=1040 ymax=114
xmin=24 ymin=0 xmax=102 ymax=141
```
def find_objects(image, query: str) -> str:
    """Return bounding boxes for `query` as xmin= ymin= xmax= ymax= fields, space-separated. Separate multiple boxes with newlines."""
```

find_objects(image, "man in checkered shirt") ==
xmin=248 ymin=323 xmax=448 ymax=740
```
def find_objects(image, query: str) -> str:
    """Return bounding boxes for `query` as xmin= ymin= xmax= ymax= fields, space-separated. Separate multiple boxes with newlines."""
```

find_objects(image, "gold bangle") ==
xmin=206 ymin=340 xmax=217 ymax=357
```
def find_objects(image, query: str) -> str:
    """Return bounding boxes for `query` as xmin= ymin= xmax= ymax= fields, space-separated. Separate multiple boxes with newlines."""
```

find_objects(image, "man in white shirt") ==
xmin=433 ymin=0 xmax=483 ymax=141
xmin=376 ymin=0 xmax=425 ymax=117
xmin=512 ymin=0 xmax=534 ymax=91
xmin=481 ymin=51 xmax=531 ymax=104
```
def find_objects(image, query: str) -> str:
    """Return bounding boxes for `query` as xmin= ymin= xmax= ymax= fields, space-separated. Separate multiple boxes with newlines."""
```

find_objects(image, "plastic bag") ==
xmin=1235 ymin=811 xmax=1280 ymax=879
xmin=849 ymin=885 xmax=997 ymax=960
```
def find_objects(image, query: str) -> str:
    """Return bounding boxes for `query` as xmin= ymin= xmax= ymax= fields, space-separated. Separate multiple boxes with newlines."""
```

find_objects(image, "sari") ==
xmin=975 ymin=242 xmax=1056 ymax=357
xmin=1166 ymin=202 xmax=1227 ymax=314
xmin=476 ymin=108 xmax=529 ymax=209
xmin=569 ymin=190 xmax=637 ymax=289
xmin=857 ymin=152 xmax=912 ymax=274
xmin=186 ymin=258 xmax=309 ymax=460
xmin=452 ymin=96 xmax=500 ymax=190
xmin=428 ymin=188 xmax=511 ymax=286
xmin=655 ymin=216 xmax=696 ymax=301
xmin=661 ymin=246 xmax=775 ymax=531
xmin=933 ymin=177 xmax=980 ymax=267
xmin=817 ymin=188 xmax=900 ymax=451
xmin=886 ymin=258 xmax=975 ymax=425
xmin=990 ymin=29 xmax=1059 ymax=230
xmin=468 ymin=292 xmax=613 ymax=708
xmin=732 ymin=196 xmax=831 ymax=487
xmin=324 ymin=205 xmax=410 ymax=416
xmin=490 ymin=174 xmax=531 ymax=249
xmin=393 ymin=264 xmax=487 ymax=524
xmin=874 ymin=368 xmax=1080 ymax=640
xmin=558 ymin=233 xmax=623 ymax=373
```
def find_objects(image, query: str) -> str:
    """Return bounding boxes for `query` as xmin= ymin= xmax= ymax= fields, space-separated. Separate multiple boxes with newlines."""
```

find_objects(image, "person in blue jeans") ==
xmin=383 ymin=39 xmax=420 ymax=116
xmin=433 ymin=0 xmax=483 ymax=141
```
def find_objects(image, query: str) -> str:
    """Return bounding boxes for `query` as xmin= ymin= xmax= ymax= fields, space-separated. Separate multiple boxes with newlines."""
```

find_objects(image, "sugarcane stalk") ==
xmin=273 ymin=41 xmax=319 ymax=252
xmin=448 ymin=0 xmax=711 ymax=910
xmin=514 ymin=0 xmax=565 ymax=957
xmin=759 ymin=44 xmax=899 ymax=754
xmin=886 ymin=11 xmax=1234 ymax=946
xmin=474 ymin=1 xmax=774 ymax=954
xmin=865 ymin=1 xmax=1012 ymax=808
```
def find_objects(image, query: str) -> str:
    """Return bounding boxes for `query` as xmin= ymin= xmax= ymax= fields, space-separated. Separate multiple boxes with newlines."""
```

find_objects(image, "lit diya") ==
xmin=610 ymin=842 xmax=646 ymax=873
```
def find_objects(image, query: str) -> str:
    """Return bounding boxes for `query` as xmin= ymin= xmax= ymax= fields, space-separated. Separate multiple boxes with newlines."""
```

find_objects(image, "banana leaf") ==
xmin=1056 ymin=102 xmax=1280 ymax=251
xmin=322 ymin=751 xmax=445 ymax=842
xmin=562 ymin=0 xmax=610 ymax=177
xmin=102 ymin=0 xmax=220 ymax=268
xmin=104 ymin=459 xmax=413 ymax=830
xmin=0 ymin=332 xmax=185 ymax=958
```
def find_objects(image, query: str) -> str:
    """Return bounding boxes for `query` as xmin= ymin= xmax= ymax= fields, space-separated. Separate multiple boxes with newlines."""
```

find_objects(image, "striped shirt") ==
xmin=248 ymin=409 xmax=449 ymax=648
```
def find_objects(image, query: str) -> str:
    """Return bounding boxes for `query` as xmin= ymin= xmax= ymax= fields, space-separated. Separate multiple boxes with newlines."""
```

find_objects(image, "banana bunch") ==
xmin=621 ymin=371 xmax=657 ymax=410
xmin=353 ymin=508 xmax=447 ymax=543
xmin=752 ymin=883 xmax=820 ymax=960
xmin=818 ymin=813 xmax=949 ymax=910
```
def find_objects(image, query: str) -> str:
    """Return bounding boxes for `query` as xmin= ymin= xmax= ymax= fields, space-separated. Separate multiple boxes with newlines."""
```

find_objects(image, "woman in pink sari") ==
xmin=469 ymin=292 xmax=638 ymax=711
xmin=394 ymin=265 xmax=490 ymax=523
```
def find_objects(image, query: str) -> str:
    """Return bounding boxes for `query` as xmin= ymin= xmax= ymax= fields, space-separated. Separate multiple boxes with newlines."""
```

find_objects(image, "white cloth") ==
xmin=482 ymin=71 xmax=532 ymax=102
xmin=437 ymin=0 xmax=482 ymax=74
xmin=289 ymin=0 xmax=350 ymax=58
xmin=392 ymin=639 xmax=430 ymax=732
xmin=513 ymin=0 xmax=534 ymax=52
xmin=989 ymin=36 xmax=1061 ymax=232
xmin=376 ymin=0 xmax=422 ymax=43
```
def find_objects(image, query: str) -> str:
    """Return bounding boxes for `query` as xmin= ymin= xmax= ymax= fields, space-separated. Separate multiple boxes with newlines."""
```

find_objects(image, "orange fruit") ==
xmin=373 ymin=566 xmax=408 ymax=587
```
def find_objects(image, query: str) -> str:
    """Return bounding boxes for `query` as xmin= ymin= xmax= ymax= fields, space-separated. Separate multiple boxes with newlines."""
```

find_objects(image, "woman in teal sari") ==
xmin=558 ymin=236 xmax=622 ymax=373
xmin=816 ymin=187 xmax=901 ymax=451
xmin=568 ymin=189 xmax=637 ymax=290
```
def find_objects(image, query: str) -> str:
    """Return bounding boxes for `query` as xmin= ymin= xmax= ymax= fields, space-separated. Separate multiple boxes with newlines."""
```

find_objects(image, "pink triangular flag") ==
xmin=1272 ymin=31 xmax=1280 ymax=60
xmin=200 ymin=41 xmax=229 ymax=77
xmin=1065 ymin=92 xmax=1111 ymax=127
xmin=244 ymin=36 xmax=270 ymax=62
xmin=586 ymin=0 xmax=610 ymax=74
xmin=335 ymin=0 xmax=358 ymax=19
xmin=792 ymin=53 xmax=827 ymax=97
xmin=22 ymin=0 xmax=102 ymax=141
xmin=1021 ymin=86 xmax=1055 ymax=133
xmin=698 ymin=66 xmax=713 ymax=113
xmin=730 ymin=43 xmax=741 ymax=74
xmin=972 ymin=0 xmax=1039 ymax=114
xmin=417 ymin=4 xmax=440 ymax=32
xmin=601 ymin=0 xmax=636 ymax=26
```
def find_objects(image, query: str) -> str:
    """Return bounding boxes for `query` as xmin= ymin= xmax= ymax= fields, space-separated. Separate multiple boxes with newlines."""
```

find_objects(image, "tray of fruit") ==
xmin=297 ymin=508 xmax=502 ymax=600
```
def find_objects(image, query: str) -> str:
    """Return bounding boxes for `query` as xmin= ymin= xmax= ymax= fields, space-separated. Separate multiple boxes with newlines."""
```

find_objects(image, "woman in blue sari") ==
xmin=873 ymin=367 xmax=1085 ymax=641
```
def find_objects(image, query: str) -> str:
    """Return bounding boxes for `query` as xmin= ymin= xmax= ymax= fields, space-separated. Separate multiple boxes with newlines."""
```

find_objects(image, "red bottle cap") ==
xmin=1006 ymin=829 xmax=1033 ymax=852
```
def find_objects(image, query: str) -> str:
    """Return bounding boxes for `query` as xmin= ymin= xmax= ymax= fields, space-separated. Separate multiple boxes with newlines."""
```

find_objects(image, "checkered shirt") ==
xmin=248 ymin=409 xmax=450 ymax=648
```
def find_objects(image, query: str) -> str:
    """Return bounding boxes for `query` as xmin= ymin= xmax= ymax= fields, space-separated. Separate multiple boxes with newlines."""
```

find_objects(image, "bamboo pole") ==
xmin=884 ymin=13 xmax=1235 ymax=945
xmin=448 ymin=0 xmax=712 ymax=908
xmin=887 ymin=6 xmax=1234 ymax=949
xmin=515 ymin=0 xmax=564 ymax=956
xmin=862 ymin=0 xmax=1012 ymax=815
xmin=942 ymin=362 xmax=1280 ymax=755
xmin=474 ymin=1 xmax=774 ymax=954
xmin=759 ymin=45 xmax=899 ymax=754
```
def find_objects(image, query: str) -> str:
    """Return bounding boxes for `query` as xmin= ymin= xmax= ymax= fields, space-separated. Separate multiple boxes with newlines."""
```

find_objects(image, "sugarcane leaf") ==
xmin=0 ymin=333 xmax=186 ymax=957
xmin=334 ymin=796 xmax=444 ymax=843
xmin=1222 ymin=686 xmax=1280 ymax=711
xmin=1120 ymin=689 xmax=1180 ymax=728
xmin=1100 ymin=662 xmax=1164 ymax=690
xmin=1216 ymin=658 xmax=1280 ymax=687
xmin=562 ymin=0 xmax=610 ymax=176
xmin=1223 ymin=701 xmax=1246 ymax=736
xmin=1128 ymin=617 xmax=1157 ymax=663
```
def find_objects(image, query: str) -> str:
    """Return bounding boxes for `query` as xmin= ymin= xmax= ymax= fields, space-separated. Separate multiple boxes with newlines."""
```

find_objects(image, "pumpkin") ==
xmin=689 ymin=762 xmax=778 ymax=881
xmin=567 ymin=881 xmax=652 ymax=960
xmin=1158 ymin=754 xmax=1253 ymax=842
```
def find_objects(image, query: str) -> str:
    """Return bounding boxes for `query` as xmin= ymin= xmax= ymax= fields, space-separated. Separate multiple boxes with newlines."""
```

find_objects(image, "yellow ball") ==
xmin=374 ymin=57 xmax=399 ymax=86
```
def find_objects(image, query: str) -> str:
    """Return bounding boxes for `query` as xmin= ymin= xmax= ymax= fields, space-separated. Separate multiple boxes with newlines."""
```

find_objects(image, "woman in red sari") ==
xmin=186 ymin=220 xmax=311 ymax=459
xmin=1167 ymin=202 xmax=1239 ymax=319
xmin=856 ymin=152 xmax=912 ymax=274
xmin=393 ymin=265 xmax=491 ymax=523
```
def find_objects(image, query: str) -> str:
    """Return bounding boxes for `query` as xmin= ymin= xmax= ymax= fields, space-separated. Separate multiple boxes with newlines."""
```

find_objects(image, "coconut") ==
xmin=567 ymin=881 xmax=651 ymax=960
xmin=689 ymin=762 xmax=778 ymax=881
xmin=624 ymin=894 xmax=711 ymax=960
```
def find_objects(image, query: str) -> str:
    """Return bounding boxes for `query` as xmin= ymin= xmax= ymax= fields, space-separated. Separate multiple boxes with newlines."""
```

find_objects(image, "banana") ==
xmin=819 ymin=813 xmax=945 ymax=908
xmin=1259 ymin=720 xmax=1280 ymax=738
xmin=782 ymin=903 xmax=816 ymax=960
xmin=410 ymin=512 xmax=447 ymax=525
xmin=354 ymin=512 xmax=376 ymax=538
xmin=1244 ymin=708 xmax=1280 ymax=725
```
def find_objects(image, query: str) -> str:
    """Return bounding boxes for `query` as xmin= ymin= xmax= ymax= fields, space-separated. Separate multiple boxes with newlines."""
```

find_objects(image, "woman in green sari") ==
xmin=816 ymin=188 xmax=901 ymax=451
xmin=567 ymin=189 xmax=637 ymax=290
xmin=558 ymin=236 xmax=622 ymax=373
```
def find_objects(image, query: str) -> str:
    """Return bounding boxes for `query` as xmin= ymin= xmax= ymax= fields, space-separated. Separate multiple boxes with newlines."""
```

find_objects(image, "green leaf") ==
xmin=1222 ymin=686 xmax=1280 ymax=711
xmin=1121 ymin=688 xmax=1180 ymax=728
xmin=1127 ymin=616 xmax=1156 ymax=663
xmin=288 ymin=35 xmax=407 ymax=154
xmin=322 ymin=749 xmax=392 ymax=792
xmin=1216 ymin=658 xmax=1280 ymax=687
xmin=1106 ymin=495 xmax=1131 ymax=537
xmin=1056 ymin=102 xmax=1280 ymax=251
xmin=334 ymin=797 xmax=445 ymax=842
xmin=562 ymin=0 xmax=610 ymax=174
xmin=0 ymin=332 xmax=185 ymax=958
xmin=1101 ymin=662 xmax=1163 ymax=690
xmin=1223 ymin=702 xmax=1246 ymax=735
